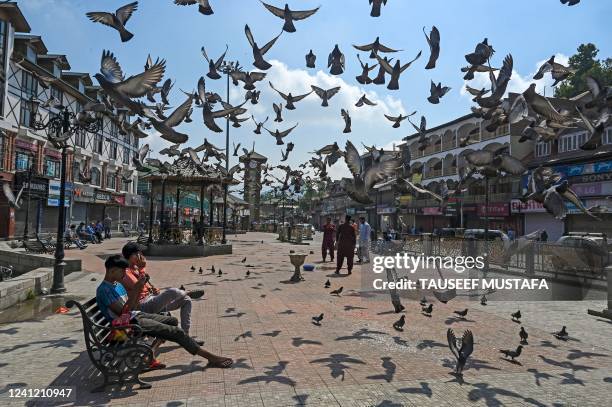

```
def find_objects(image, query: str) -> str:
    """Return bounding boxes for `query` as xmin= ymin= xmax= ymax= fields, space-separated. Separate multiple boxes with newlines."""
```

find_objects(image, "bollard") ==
xmin=422 ymin=233 xmax=433 ymax=256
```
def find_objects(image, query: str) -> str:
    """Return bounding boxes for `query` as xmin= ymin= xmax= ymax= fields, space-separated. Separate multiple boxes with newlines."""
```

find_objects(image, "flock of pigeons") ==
xmin=69 ymin=0 xmax=608 ymax=224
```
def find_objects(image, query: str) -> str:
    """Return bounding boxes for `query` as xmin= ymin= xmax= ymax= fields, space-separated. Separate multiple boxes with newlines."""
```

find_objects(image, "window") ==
xmin=109 ymin=141 xmax=117 ymax=159
xmin=20 ymin=71 xmax=38 ymax=126
xmin=91 ymin=167 xmax=101 ymax=186
xmin=535 ymin=141 xmax=551 ymax=157
xmin=558 ymin=132 xmax=588 ymax=153
xmin=0 ymin=20 xmax=7 ymax=116
xmin=44 ymin=157 xmax=60 ymax=178
xmin=26 ymin=45 xmax=36 ymax=63
xmin=93 ymin=134 xmax=103 ymax=154
xmin=123 ymin=146 xmax=130 ymax=164
xmin=495 ymin=124 xmax=510 ymax=137
xmin=15 ymin=151 xmax=33 ymax=171
xmin=110 ymin=121 xmax=118 ymax=138
xmin=122 ymin=179 xmax=131 ymax=192
xmin=50 ymin=86 xmax=63 ymax=106
xmin=75 ymin=129 xmax=86 ymax=148
xmin=106 ymin=172 xmax=116 ymax=189
xmin=603 ymin=128 xmax=612 ymax=145
xmin=72 ymin=161 xmax=80 ymax=182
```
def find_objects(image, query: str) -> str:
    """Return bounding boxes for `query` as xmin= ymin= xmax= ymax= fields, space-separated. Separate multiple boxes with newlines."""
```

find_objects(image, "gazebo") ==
xmin=141 ymin=156 xmax=238 ymax=257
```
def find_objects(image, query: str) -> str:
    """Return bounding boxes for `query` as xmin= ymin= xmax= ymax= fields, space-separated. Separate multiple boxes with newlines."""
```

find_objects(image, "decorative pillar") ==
xmin=36 ymin=141 xmax=45 ymax=174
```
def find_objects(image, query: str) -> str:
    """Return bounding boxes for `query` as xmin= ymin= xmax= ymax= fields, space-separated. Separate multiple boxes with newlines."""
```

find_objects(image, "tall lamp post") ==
xmin=29 ymin=98 xmax=103 ymax=293
xmin=219 ymin=59 xmax=240 ymax=245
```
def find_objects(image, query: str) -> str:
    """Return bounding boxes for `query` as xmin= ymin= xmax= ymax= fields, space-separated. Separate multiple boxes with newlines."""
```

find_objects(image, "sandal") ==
xmin=208 ymin=357 xmax=233 ymax=368
xmin=143 ymin=359 xmax=166 ymax=371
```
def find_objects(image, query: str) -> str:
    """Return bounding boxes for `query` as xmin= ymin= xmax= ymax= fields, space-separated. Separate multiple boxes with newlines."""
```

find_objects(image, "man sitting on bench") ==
xmin=121 ymin=242 xmax=204 ymax=343
xmin=96 ymin=255 xmax=233 ymax=368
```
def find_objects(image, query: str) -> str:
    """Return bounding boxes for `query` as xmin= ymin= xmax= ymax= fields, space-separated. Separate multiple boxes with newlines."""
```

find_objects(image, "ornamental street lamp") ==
xmin=29 ymin=97 xmax=103 ymax=293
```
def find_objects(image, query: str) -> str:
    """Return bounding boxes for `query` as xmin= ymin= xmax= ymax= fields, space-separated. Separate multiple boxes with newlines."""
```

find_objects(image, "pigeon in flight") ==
xmin=393 ymin=315 xmax=405 ymax=331
xmin=330 ymin=286 xmax=343 ymax=296
xmin=311 ymin=85 xmax=341 ymax=107
xmin=201 ymin=45 xmax=228 ymax=80
xmin=245 ymin=90 xmax=260 ymax=105
xmin=372 ymin=56 xmax=392 ymax=85
xmin=251 ymin=115 xmax=269 ymax=134
xmin=353 ymin=36 xmax=400 ymax=59
xmin=341 ymin=109 xmax=352 ymax=133
xmin=533 ymin=55 xmax=575 ymax=86
xmin=1 ymin=180 xmax=25 ymax=209
xmin=174 ymin=0 xmax=214 ymax=15
xmin=273 ymin=102 xmax=284 ymax=122
xmin=245 ymin=24 xmax=283 ymax=70
xmin=260 ymin=1 xmax=320 ymax=33
xmin=312 ymin=313 xmax=324 ymax=325
xmin=143 ymin=94 xmax=194 ymax=143
xmin=233 ymin=142 xmax=241 ymax=157
xmin=465 ymin=38 xmax=494 ymax=66
xmin=231 ymin=70 xmax=267 ymax=90
xmin=86 ymin=2 xmax=138 ymax=42
xmin=265 ymin=123 xmax=299 ymax=145
xmin=576 ymin=106 xmax=608 ymax=151
xmin=369 ymin=0 xmax=388 ymax=17
xmin=305 ymin=50 xmax=316 ymax=68
xmin=269 ymin=82 xmax=312 ymax=110
xmin=355 ymin=94 xmax=377 ymax=107
xmin=384 ymin=111 xmax=416 ymax=128
xmin=560 ymin=0 xmax=580 ymax=6
xmin=519 ymin=327 xmax=528 ymax=344
xmin=280 ymin=142 xmax=294 ymax=161
xmin=427 ymin=80 xmax=451 ymax=104
xmin=423 ymin=26 xmax=440 ymax=69
xmin=328 ymin=44 xmax=345 ymax=75
xmin=448 ymin=329 xmax=474 ymax=375
xmin=95 ymin=50 xmax=165 ymax=116
xmin=500 ymin=345 xmax=523 ymax=361
xmin=355 ymin=54 xmax=378 ymax=84
xmin=375 ymin=50 xmax=422 ymax=90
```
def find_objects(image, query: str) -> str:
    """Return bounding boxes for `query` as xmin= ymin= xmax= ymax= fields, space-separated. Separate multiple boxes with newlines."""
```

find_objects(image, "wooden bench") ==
xmin=66 ymin=298 xmax=154 ymax=392
xmin=136 ymin=233 xmax=149 ymax=245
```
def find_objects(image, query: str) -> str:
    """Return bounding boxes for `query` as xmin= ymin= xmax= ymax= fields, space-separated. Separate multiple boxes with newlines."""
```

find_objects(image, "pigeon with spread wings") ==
xmin=251 ymin=115 xmax=269 ymax=134
xmin=201 ymin=45 xmax=228 ymax=80
xmin=423 ymin=26 xmax=440 ymax=69
xmin=260 ymin=1 xmax=319 ymax=33
xmin=174 ymin=0 xmax=214 ymax=15
xmin=328 ymin=45 xmax=345 ymax=75
xmin=353 ymin=36 xmax=400 ymax=59
xmin=311 ymin=85 xmax=341 ymax=107
xmin=245 ymin=24 xmax=283 ymax=70
xmin=269 ymin=82 xmax=312 ymax=110
xmin=355 ymin=54 xmax=378 ymax=85
xmin=94 ymin=50 xmax=166 ymax=116
xmin=384 ymin=111 xmax=416 ymax=128
xmin=447 ymin=329 xmax=474 ymax=375
xmin=374 ymin=50 xmax=422 ymax=90
xmin=86 ymin=2 xmax=138 ymax=42
xmin=265 ymin=123 xmax=299 ymax=145
xmin=143 ymin=94 xmax=194 ymax=143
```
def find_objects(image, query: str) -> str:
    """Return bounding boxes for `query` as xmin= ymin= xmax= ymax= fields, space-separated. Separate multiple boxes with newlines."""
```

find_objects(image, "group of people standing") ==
xmin=321 ymin=215 xmax=372 ymax=275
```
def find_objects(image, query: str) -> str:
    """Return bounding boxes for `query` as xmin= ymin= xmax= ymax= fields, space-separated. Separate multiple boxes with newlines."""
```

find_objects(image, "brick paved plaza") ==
xmin=1 ymin=232 xmax=611 ymax=406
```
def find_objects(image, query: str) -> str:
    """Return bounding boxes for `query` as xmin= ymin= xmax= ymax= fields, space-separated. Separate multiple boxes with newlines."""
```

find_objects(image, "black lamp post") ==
xmin=159 ymin=173 xmax=168 ymax=240
xmin=29 ymin=97 xmax=103 ymax=294
xmin=219 ymin=59 xmax=240 ymax=245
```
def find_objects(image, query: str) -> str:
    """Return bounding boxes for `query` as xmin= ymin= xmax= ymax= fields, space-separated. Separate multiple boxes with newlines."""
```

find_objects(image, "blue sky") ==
xmin=18 ymin=0 xmax=612 ymax=179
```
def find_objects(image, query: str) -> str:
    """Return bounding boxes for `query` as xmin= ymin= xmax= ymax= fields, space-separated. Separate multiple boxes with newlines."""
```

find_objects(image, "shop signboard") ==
xmin=112 ymin=195 xmax=126 ymax=206
xmin=423 ymin=206 xmax=442 ymax=215
xmin=94 ymin=189 xmax=112 ymax=203
xmin=556 ymin=160 xmax=612 ymax=177
xmin=14 ymin=173 xmax=48 ymax=199
xmin=73 ymin=185 xmax=95 ymax=203
xmin=477 ymin=203 xmax=509 ymax=217
xmin=377 ymin=206 xmax=396 ymax=214
xmin=511 ymin=199 xmax=546 ymax=213
xmin=47 ymin=180 xmax=72 ymax=207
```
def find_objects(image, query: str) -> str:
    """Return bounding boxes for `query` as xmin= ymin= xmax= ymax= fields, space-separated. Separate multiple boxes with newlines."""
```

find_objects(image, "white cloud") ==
xmin=460 ymin=53 xmax=570 ymax=99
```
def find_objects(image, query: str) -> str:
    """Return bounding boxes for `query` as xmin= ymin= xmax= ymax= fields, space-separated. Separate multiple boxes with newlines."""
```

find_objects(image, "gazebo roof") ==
xmin=239 ymin=150 xmax=268 ymax=163
xmin=143 ymin=156 xmax=238 ymax=186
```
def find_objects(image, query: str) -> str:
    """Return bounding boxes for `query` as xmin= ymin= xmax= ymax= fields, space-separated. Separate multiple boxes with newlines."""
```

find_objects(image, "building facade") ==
xmin=0 ymin=3 xmax=144 ymax=239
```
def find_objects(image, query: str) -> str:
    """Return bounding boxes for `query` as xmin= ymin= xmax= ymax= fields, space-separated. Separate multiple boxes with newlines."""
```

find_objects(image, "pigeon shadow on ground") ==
xmin=376 ymin=400 xmax=403 ymax=407
xmin=310 ymin=353 xmax=366 ymax=381
xmin=526 ymin=368 xmax=555 ymax=386
xmin=365 ymin=357 xmax=396 ymax=382
xmin=292 ymin=337 xmax=323 ymax=347
xmin=538 ymin=355 xmax=595 ymax=372
xmin=335 ymin=328 xmax=387 ymax=341
xmin=467 ymin=382 xmax=547 ymax=407
xmin=444 ymin=316 xmax=476 ymax=325
xmin=145 ymin=361 xmax=203 ymax=381
xmin=391 ymin=336 xmax=409 ymax=347
xmin=499 ymin=357 xmax=523 ymax=366
xmin=416 ymin=339 xmax=446 ymax=350
xmin=566 ymin=349 xmax=609 ymax=360
xmin=0 ymin=327 xmax=19 ymax=335
xmin=237 ymin=361 xmax=296 ymax=386
xmin=0 ymin=337 xmax=78 ymax=354
xmin=344 ymin=305 xmax=368 ymax=311
xmin=261 ymin=330 xmax=282 ymax=337
xmin=397 ymin=381 xmax=433 ymax=397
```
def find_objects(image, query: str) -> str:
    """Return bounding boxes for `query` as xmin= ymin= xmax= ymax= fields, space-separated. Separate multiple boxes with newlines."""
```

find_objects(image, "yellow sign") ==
xmin=399 ymin=195 xmax=412 ymax=204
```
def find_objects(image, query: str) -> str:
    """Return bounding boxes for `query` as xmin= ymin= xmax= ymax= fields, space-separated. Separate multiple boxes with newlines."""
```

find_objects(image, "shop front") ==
xmin=71 ymin=184 xmax=96 ymax=224
xmin=511 ymin=199 xmax=564 ymax=241
xmin=90 ymin=189 xmax=113 ymax=222
xmin=465 ymin=202 xmax=522 ymax=234
xmin=13 ymin=173 xmax=49 ymax=236
xmin=44 ymin=180 xmax=72 ymax=233
xmin=377 ymin=205 xmax=397 ymax=233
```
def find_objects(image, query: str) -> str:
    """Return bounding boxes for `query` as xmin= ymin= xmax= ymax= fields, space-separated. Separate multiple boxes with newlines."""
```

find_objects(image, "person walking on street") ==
xmin=358 ymin=217 xmax=371 ymax=263
xmin=321 ymin=217 xmax=336 ymax=262
xmin=103 ymin=215 xmax=112 ymax=239
xmin=336 ymin=215 xmax=356 ymax=275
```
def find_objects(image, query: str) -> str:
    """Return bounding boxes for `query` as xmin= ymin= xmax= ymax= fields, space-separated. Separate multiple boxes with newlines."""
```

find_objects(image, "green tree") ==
xmin=555 ymin=43 xmax=612 ymax=98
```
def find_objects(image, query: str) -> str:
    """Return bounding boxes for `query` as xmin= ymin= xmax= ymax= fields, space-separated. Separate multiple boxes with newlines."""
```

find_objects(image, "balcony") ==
xmin=442 ymin=167 xmax=458 ymax=176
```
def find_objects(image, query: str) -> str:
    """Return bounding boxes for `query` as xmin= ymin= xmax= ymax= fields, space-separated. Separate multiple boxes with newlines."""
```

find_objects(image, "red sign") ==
xmin=15 ymin=139 xmax=37 ymax=151
xmin=44 ymin=148 xmax=61 ymax=159
xmin=112 ymin=195 xmax=125 ymax=206
xmin=423 ymin=207 xmax=442 ymax=215
xmin=477 ymin=203 xmax=509 ymax=217
xmin=572 ymin=182 xmax=602 ymax=196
